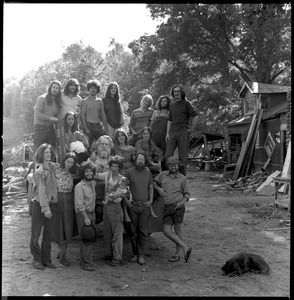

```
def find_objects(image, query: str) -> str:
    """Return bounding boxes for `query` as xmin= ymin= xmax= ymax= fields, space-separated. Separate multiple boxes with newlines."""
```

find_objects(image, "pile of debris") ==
xmin=214 ymin=170 xmax=270 ymax=192
xmin=3 ymin=166 xmax=28 ymax=205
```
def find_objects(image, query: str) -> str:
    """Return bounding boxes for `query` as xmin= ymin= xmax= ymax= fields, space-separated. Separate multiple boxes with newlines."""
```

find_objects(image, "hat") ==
xmin=81 ymin=224 xmax=97 ymax=245
xmin=167 ymin=157 xmax=179 ymax=166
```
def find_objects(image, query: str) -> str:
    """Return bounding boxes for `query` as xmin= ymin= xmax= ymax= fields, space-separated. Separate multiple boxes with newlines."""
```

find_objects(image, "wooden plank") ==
xmin=256 ymin=170 xmax=281 ymax=192
xmin=233 ymin=141 xmax=249 ymax=179
xmin=243 ymin=108 xmax=263 ymax=176
xmin=261 ymin=157 xmax=271 ymax=172
xmin=245 ymin=113 xmax=257 ymax=143
xmin=279 ymin=143 xmax=291 ymax=193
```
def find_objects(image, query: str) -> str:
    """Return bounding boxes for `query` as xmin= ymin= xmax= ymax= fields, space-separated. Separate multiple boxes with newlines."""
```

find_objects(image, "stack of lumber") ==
xmin=233 ymin=103 xmax=263 ymax=179
xmin=3 ymin=175 xmax=27 ymax=205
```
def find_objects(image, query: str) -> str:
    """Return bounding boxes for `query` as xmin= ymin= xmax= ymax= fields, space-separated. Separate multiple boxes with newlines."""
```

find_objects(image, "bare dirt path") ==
xmin=2 ymin=169 xmax=290 ymax=296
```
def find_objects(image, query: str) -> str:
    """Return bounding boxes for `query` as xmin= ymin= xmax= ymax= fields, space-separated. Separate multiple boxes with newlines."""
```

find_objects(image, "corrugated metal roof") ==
xmin=239 ymin=82 xmax=291 ymax=97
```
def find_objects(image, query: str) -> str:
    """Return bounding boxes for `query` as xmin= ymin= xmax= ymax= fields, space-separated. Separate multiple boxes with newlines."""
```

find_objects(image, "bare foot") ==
xmin=125 ymin=215 xmax=131 ymax=223
xmin=150 ymin=211 xmax=158 ymax=218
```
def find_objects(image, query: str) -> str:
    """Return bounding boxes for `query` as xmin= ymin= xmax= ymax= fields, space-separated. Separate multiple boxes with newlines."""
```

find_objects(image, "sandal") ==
xmin=184 ymin=247 xmax=192 ymax=263
xmin=168 ymin=255 xmax=180 ymax=262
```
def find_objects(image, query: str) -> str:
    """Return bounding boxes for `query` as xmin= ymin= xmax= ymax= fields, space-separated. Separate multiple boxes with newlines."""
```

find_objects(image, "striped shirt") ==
xmin=129 ymin=108 xmax=154 ymax=133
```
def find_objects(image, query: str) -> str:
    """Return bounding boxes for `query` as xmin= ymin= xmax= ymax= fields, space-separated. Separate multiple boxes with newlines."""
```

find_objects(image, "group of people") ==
xmin=28 ymin=78 xmax=198 ymax=272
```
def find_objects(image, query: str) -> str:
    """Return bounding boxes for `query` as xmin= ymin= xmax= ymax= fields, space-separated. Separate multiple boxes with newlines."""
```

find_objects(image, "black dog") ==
xmin=221 ymin=252 xmax=270 ymax=277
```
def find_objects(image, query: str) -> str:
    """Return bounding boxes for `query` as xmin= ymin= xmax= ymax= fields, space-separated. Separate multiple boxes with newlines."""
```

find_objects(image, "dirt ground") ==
xmin=2 ymin=168 xmax=290 ymax=297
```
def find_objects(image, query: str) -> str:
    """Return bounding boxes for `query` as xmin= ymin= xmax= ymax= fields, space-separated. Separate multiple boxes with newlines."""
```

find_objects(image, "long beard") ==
xmin=99 ymin=149 xmax=110 ymax=158
xmin=135 ymin=163 xmax=145 ymax=171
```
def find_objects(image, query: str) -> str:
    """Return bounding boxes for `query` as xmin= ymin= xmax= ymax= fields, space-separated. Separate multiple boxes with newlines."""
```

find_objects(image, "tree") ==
xmin=128 ymin=4 xmax=291 ymax=134
xmin=143 ymin=4 xmax=291 ymax=85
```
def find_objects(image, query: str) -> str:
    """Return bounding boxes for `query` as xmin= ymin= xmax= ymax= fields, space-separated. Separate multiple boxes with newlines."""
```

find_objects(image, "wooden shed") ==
xmin=227 ymin=82 xmax=291 ymax=174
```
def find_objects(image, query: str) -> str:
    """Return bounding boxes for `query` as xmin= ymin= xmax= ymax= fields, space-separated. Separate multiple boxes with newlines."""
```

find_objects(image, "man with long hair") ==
xmin=80 ymin=80 xmax=108 ymax=148
xmin=150 ymin=95 xmax=172 ymax=170
xmin=60 ymin=78 xmax=82 ymax=119
xmin=33 ymin=80 xmax=62 ymax=152
xmin=102 ymin=82 xmax=124 ymax=139
xmin=165 ymin=84 xmax=199 ymax=176
xmin=124 ymin=152 xmax=154 ymax=266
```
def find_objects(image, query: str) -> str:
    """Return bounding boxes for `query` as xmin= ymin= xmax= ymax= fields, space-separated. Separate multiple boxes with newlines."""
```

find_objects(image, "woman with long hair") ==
xmin=53 ymin=152 xmax=78 ymax=266
xmin=113 ymin=128 xmax=136 ymax=174
xmin=30 ymin=143 xmax=59 ymax=270
xmin=134 ymin=126 xmax=163 ymax=176
xmin=63 ymin=111 xmax=79 ymax=152
xmin=150 ymin=95 xmax=172 ymax=170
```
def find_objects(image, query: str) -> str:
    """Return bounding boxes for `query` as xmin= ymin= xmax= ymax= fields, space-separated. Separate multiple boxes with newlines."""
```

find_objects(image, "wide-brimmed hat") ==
xmin=167 ymin=157 xmax=179 ymax=166
xmin=81 ymin=224 xmax=97 ymax=245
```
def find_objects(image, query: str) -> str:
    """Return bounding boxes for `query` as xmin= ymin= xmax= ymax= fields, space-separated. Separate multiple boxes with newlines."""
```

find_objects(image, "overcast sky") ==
xmin=3 ymin=3 xmax=160 ymax=79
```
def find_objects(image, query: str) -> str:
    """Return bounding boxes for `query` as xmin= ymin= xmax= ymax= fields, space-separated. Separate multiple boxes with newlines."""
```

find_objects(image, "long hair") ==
xmin=63 ymin=78 xmax=80 ymax=96
xmin=156 ymin=95 xmax=171 ymax=110
xmin=87 ymin=80 xmax=101 ymax=93
xmin=104 ymin=82 xmax=120 ymax=102
xmin=61 ymin=152 xmax=77 ymax=174
xmin=46 ymin=80 xmax=62 ymax=108
xmin=64 ymin=111 xmax=78 ymax=133
xmin=140 ymin=94 xmax=153 ymax=108
xmin=78 ymin=161 xmax=96 ymax=179
xmin=134 ymin=151 xmax=149 ymax=166
xmin=34 ymin=143 xmax=56 ymax=164
xmin=141 ymin=126 xmax=153 ymax=150
xmin=171 ymin=84 xmax=186 ymax=100
xmin=113 ymin=128 xmax=129 ymax=148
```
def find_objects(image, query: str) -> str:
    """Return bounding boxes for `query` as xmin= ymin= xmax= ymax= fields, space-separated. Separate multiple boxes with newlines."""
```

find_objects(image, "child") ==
xmin=69 ymin=131 xmax=89 ymax=164
xmin=103 ymin=177 xmax=129 ymax=205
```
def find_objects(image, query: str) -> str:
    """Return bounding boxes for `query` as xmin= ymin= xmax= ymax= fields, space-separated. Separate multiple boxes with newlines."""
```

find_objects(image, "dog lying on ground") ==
xmin=221 ymin=252 xmax=270 ymax=277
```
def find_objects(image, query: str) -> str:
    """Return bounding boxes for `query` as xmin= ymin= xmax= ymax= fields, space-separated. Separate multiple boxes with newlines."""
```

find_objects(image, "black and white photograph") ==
xmin=2 ymin=3 xmax=291 ymax=297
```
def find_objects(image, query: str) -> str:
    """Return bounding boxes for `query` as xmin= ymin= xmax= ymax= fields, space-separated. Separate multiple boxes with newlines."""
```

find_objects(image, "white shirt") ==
xmin=60 ymin=92 xmax=82 ymax=118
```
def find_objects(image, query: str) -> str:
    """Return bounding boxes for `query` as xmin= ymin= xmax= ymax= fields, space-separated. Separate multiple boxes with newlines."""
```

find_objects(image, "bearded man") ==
xmin=124 ymin=152 xmax=154 ymax=266
xmin=88 ymin=135 xmax=113 ymax=224
xmin=74 ymin=161 xmax=97 ymax=271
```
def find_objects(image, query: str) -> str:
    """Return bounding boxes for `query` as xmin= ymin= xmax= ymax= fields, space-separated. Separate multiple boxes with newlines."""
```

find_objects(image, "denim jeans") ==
xmin=128 ymin=204 xmax=150 ymax=257
xmin=165 ymin=129 xmax=189 ymax=176
xmin=34 ymin=125 xmax=56 ymax=152
xmin=103 ymin=202 xmax=124 ymax=260
xmin=30 ymin=201 xmax=55 ymax=265
xmin=76 ymin=211 xmax=95 ymax=268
